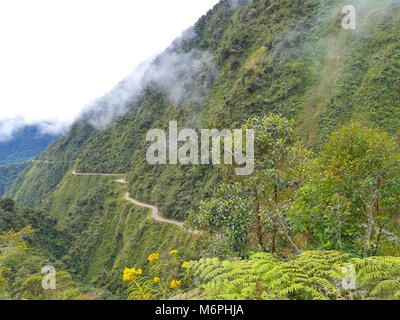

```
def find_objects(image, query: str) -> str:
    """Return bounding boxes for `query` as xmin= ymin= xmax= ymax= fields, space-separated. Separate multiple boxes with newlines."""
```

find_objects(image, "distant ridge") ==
xmin=0 ymin=125 xmax=59 ymax=165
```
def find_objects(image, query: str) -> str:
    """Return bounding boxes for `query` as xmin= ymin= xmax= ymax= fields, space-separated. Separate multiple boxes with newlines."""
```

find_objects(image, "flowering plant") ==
xmin=123 ymin=249 xmax=193 ymax=300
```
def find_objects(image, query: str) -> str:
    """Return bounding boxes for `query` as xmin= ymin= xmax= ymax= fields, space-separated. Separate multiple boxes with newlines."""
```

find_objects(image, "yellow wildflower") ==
xmin=123 ymin=268 xmax=135 ymax=281
xmin=169 ymin=249 xmax=178 ymax=255
xmin=122 ymin=267 xmax=142 ymax=281
xmin=148 ymin=253 xmax=160 ymax=263
xmin=153 ymin=277 xmax=160 ymax=284
xmin=170 ymin=280 xmax=182 ymax=289
xmin=181 ymin=261 xmax=191 ymax=269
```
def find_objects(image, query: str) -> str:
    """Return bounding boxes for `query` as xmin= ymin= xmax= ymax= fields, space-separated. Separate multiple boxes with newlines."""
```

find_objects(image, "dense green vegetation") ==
xmin=46 ymin=172 xmax=201 ymax=297
xmin=4 ymin=0 xmax=400 ymax=300
xmin=0 ymin=198 xmax=69 ymax=259
xmin=0 ymin=200 xmax=81 ymax=300
xmin=10 ymin=0 xmax=400 ymax=219
xmin=8 ymin=123 xmax=94 ymax=208
xmin=0 ymin=161 xmax=29 ymax=196
xmin=0 ymin=226 xmax=109 ymax=300
xmin=190 ymin=251 xmax=400 ymax=300
xmin=191 ymin=117 xmax=400 ymax=259
xmin=290 ymin=123 xmax=400 ymax=256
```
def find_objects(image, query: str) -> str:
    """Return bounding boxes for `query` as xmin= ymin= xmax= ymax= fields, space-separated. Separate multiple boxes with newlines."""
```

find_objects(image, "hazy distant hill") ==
xmin=0 ymin=125 xmax=58 ymax=165
xmin=0 ymin=161 xmax=29 ymax=196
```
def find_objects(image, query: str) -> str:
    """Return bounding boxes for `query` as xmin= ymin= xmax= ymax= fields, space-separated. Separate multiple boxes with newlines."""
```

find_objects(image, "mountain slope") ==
xmin=0 ymin=124 xmax=59 ymax=196
xmin=48 ymin=171 xmax=199 ymax=294
xmin=0 ymin=125 xmax=58 ymax=165
xmin=8 ymin=123 xmax=94 ymax=207
xmin=0 ymin=161 xmax=29 ymax=196
xmin=8 ymin=0 xmax=400 ymax=294
xmin=79 ymin=0 xmax=400 ymax=220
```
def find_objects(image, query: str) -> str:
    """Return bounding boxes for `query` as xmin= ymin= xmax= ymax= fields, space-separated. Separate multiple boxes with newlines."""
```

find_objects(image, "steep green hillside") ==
xmin=0 ymin=125 xmax=58 ymax=165
xmin=48 ymin=171 xmax=200 ymax=295
xmin=11 ymin=0 xmax=400 ymax=217
xmin=0 ymin=161 xmax=29 ymax=196
xmin=78 ymin=0 xmax=400 ymax=220
xmin=8 ymin=123 xmax=94 ymax=208
xmin=0 ymin=198 xmax=69 ymax=260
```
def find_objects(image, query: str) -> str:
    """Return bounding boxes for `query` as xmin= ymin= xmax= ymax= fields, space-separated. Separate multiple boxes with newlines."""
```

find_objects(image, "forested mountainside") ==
xmin=0 ymin=198 xmax=68 ymax=259
xmin=11 ymin=0 xmax=400 ymax=218
xmin=0 ymin=161 xmax=29 ymax=196
xmin=0 ymin=198 xmax=115 ymax=299
xmin=8 ymin=123 xmax=94 ymax=208
xmin=0 ymin=125 xmax=58 ymax=165
xmin=0 ymin=124 xmax=58 ymax=196
xmin=5 ymin=0 xmax=400 ymax=300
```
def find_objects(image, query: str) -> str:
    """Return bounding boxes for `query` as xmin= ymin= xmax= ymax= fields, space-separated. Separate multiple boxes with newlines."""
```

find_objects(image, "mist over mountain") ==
xmin=78 ymin=27 xmax=218 ymax=131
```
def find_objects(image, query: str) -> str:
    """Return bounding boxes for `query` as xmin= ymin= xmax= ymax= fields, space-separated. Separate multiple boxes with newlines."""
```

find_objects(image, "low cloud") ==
xmin=75 ymin=0 xmax=400 ymax=132
xmin=0 ymin=118 xmax=24 ymax=142
xmin=79 ymin=57 xmax=156 ymax=130
xmin=0 ymin=25 xmax=219 ymax=139
xmin=143 ymin=48 xmax=217 ymax=105
xmin=0 ymin=117 xmax=62 ymax=142
xmin=227 ymin=0 xmax=252 ymax=9
xmin=80 ymin=27 xmax=218 ymax=130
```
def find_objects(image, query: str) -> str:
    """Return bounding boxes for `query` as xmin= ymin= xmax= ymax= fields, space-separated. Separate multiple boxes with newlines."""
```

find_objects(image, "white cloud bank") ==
xmin=0 ymin=0 xmax=220 ymax=140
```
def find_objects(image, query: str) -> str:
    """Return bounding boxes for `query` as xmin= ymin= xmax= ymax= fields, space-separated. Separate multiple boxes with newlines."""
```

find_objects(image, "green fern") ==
xmin=189 ymin=251 xmax=400 ymax=300
xmin=355 ymin=256 xmax=400 ymax=299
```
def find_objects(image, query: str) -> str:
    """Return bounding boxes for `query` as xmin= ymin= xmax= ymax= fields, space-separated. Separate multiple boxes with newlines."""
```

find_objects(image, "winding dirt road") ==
xmin=32 ymin=162 xmax=399 ymax=241
xmin=71 ymin=170 xmax=193 ymax=232
xmin=72 ymin=170 xmax=123 ymax=177
xmin=122 ymin=193 xmax=185 ymax=228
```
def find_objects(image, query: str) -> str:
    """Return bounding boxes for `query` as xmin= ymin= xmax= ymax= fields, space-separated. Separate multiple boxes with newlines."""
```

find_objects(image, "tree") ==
xmin=21 ymin=271 xmax=79 ymax=300
xmin=290 ymin=122 xmax=400 ymax=257
xmin=0 ymin=198 xmax=16 ymax=212
xmin=197 ymin=181 xmax=252 ymax=256
xmin=0 ymin=227 xmax=34 ymax=299
xmin=0 ymin=227 xmax=80 ymax=300
xmin=192 ymin=114 xmax=310 ymax=256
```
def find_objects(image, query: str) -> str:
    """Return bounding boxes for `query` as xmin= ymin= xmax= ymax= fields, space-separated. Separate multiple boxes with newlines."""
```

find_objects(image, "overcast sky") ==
xmin=0 ymin=0 xmax=219 ymax=138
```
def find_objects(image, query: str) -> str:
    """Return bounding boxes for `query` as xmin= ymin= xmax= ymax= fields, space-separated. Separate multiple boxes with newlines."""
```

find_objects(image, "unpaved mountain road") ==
xmin=72 ymin=170 xmax=123 ymax=177
xmin=122 ymin=192 xmax=185 ymax=229
xmin=115 ymin=178 xmax=127 ymax=184
xmin=32 ymin=161 xmax=399 ymax=241
xmin=71 ymin=170 xmax=195 ymax=233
